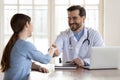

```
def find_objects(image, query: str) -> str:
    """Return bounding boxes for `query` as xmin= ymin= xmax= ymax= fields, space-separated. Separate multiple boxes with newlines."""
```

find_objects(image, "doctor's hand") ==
xmin=48 ymin=46 xmax=57 ymax=57
xmin=71 ymin=58 xmax=84 ymax=67
xmin=51 ymin=44 xmax=59 ymax=57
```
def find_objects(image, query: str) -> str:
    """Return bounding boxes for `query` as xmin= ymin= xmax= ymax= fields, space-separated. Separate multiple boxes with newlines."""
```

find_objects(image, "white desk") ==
xmin=1 ymin=65 xmax=120 ymax=80
xmin=30 ymin=67 xmax=120 ymax=80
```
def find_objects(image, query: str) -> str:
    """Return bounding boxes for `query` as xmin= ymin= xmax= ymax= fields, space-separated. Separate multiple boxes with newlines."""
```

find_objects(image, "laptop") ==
xmin=82 ymin=47 xmax=120 ymax=70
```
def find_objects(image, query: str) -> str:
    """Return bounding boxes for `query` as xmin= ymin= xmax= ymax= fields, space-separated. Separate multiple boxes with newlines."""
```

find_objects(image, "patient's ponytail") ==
xmin=0 ymin=13 xmax=31 ymax=72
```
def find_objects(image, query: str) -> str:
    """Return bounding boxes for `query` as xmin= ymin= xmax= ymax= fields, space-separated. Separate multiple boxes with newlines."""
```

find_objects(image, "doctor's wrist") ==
xmin=83 ymin=61 xmax=90 ymax=66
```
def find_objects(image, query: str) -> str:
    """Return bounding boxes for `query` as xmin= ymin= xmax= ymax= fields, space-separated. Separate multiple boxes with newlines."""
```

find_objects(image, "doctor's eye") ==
xmin=68 ymin=17 xmax=79 ymax=21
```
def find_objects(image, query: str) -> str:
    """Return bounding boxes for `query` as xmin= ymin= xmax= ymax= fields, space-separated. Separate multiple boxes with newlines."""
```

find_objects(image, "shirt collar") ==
xmin=73 ymin=28 xmax=84 ymax=41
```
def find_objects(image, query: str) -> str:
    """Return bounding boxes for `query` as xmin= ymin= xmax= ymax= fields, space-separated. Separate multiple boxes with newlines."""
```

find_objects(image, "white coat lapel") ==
xmin=68 ymin=29 xmax=74 ymax=37
xmin=66 ymin=29 xmax=76 ymax=60
xmin=74 ymin=27 xmax=88 ymax=58
xmin=67 ymin=29 xmax=78 ymax=60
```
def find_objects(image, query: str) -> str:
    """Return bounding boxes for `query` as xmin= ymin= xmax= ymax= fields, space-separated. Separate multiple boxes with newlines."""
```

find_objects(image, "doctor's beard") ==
xmin=69 ymin=23 xmax=82 ymax=31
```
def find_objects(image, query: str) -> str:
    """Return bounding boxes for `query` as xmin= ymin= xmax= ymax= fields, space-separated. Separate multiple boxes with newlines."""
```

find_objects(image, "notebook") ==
xmin=82 ymin=47 xmax=120 ymax=70
xmin=55 ymin=63 xmax=77 ymax=70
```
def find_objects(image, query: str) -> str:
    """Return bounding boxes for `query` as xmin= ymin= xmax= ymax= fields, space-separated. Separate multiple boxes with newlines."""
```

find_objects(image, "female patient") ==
xmin=0 ymin=13 xmax=55 ymax=80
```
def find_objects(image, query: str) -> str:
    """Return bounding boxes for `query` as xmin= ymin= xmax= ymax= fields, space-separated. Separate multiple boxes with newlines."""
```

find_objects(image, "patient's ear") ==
xmin=25 ymin=22 xmax=30 ymax=28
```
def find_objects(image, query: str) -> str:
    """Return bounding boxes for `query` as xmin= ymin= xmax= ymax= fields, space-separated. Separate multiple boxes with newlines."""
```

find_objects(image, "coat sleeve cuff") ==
xmin=83 ymin=60 xmax=90 ymax=66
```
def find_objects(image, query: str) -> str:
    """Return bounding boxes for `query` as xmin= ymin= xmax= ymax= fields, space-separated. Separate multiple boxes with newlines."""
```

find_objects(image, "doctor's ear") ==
xmin=82 ymin=16 xmax=86 ymax=23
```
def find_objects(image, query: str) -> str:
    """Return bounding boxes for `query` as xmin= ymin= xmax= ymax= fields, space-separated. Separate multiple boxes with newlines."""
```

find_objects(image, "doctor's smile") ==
xmin=69 ymin=23 xmax=81 ymax=31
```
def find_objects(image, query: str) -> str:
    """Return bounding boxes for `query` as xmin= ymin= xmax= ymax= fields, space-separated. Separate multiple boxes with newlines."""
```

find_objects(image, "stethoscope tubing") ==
xmin=69 ymin=30 xmax=90 ymax=49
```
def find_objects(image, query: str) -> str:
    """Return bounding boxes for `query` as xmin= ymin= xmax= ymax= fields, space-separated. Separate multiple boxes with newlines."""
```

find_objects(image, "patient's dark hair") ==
xmin=1 ymin=13 xmax=31 ymax=72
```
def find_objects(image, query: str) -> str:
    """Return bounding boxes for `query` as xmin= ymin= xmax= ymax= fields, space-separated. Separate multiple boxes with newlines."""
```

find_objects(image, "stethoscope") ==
xmin=69 ymin=30 xmax=90 ymax=49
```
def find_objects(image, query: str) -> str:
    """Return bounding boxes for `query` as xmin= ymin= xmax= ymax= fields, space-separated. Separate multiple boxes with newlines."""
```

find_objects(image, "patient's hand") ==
xmin=38 ymin=67 xmax=49 ymax=73
xmin=31 ymin=62 xmax=49 ymax=73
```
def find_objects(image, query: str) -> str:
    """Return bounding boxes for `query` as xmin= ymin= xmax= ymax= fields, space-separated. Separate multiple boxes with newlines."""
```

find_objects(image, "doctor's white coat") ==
xmin=54 ymin=27 xmax=104 ymax=65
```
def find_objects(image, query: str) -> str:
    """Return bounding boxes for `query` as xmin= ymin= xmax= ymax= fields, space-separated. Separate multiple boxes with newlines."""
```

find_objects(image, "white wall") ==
xmin=0 ymin=0 xmax=4 ymax=60
xmin=104 ymin=0 xmax=120 ymax=46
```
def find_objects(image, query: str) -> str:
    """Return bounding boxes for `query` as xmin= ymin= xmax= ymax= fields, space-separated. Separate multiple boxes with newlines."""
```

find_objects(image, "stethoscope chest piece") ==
xmin=69 ymin=44 xmax=73 ymax=49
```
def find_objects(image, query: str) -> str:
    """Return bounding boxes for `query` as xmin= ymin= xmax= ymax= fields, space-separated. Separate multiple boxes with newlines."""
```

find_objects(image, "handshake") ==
xmin=48 ymin=44 xmax=59 ymax=57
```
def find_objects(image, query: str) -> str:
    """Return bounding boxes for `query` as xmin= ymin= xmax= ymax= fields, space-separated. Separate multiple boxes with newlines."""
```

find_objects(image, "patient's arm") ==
xmin=31 ymin=62 xmax=49 ymax=73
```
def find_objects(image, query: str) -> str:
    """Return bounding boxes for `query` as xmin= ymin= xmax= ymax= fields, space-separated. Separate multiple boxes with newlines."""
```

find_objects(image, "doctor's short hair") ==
xmin=67 ymin=5 xmax=86 ymax=17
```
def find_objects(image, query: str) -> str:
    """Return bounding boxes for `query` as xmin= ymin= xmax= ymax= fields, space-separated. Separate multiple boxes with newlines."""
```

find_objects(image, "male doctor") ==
xmin=53 ymin=5 xmax=104 ymax=66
